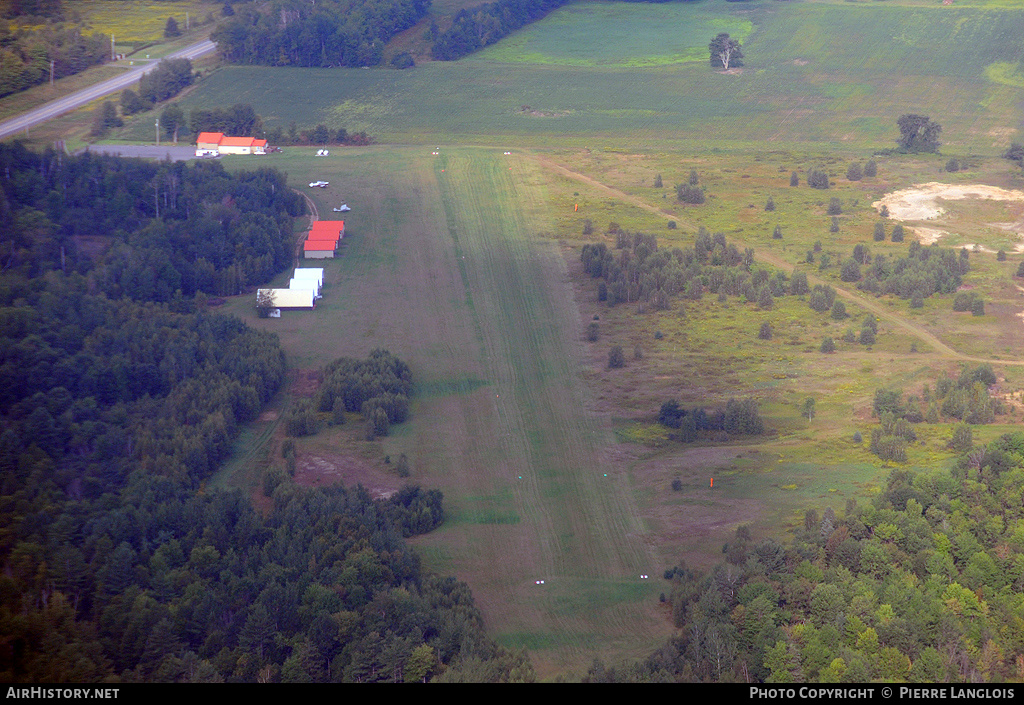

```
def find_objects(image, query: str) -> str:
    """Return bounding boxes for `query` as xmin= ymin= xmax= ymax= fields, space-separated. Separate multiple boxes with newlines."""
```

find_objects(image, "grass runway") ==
xmin=223 ymin=146 xmax=673 ymax=677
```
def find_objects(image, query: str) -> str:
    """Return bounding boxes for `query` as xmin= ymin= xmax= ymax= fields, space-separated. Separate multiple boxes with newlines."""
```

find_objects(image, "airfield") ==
xmin=19 ymin=0 xmax=1024 ymax=679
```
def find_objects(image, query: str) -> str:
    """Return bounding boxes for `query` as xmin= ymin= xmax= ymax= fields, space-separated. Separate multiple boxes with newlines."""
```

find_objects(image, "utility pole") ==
xmin=49 ymin=59 xmax=54 ymax=87
xmin=111 ymin=34 xmax=115 ymax=61
xmin=155 ymin=118 xmax=160 ymax=146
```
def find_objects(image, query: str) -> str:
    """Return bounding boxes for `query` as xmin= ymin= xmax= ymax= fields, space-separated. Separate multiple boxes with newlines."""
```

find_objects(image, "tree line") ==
xmin=845 ymin=240 xmax=969 ymax=308
xmin=285 ymin=349 xmax=413 ymax=440
xmin=211 ymin=0 xmax=431 ymax=68
xmin=1 ymin=142 xmax=303 ymax=298
xmin=658 ymin=398 xmax=765 ymax=442
xmin=430 ymin=0 xmax=689 ymax=61
xmin=153 ymin=102 xmax=371 ymax=148
xmin=120 ymin=58 xmax=194 ymax=116
xmin=0 ymin=20 xmax=109 ymax=98
xmin=586 ymin=434 xmax=1024 ymax=682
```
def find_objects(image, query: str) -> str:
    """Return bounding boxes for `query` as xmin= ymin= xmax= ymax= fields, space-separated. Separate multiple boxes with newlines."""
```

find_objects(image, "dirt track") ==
xmin=533 ymin=158 xmax=1024 ymax=367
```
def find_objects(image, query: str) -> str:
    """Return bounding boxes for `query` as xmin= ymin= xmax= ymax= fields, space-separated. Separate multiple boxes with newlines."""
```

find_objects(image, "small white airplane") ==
xmin=309 ymin=181 xmax=329 ymax=188
xmin=333 ymin=204 xmax=351 ymax=212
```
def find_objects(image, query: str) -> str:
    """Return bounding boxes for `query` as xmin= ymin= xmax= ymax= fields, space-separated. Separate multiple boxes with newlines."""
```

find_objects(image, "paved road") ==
xmin=0 ymin=39 xmax=217 ymax=140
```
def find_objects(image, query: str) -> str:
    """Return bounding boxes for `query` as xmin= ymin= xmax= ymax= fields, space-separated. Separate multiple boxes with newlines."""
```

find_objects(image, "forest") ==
xmin=0 ymin=143 xmax=529 ymax=682
xmin=0 ymin=20 xmax=109 ymax=98
xmin=586 ymin=438 xmax=1024 ymax=683
xmin=211 ymin=0 xmax=432 ymax=68
xmin=1 ymin=142 xmax=302 ymax=297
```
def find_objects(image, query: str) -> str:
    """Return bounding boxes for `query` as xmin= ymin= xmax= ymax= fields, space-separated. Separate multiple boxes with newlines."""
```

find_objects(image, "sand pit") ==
xmin=873 ymin=182 xmax=1024 ymax=221
xmin=912 ymin=226 xmax=948 ymax=245
xmin=873 ymin=182 xmax=1024 ymax=249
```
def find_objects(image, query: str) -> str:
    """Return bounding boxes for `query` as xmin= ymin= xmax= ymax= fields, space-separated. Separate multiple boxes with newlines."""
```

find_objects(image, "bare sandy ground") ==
xmin=873 ymin=182 xmax=1024 ymax=221
xmin=873 ymin=182 xmax=1024 ymax=252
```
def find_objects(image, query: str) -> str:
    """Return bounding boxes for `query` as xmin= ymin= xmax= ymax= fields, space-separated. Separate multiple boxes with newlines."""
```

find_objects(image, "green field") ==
xmin=135 ymin=0 xmax=1024 ymax=679
xmin=123 ymin=0 xmax=1024 ymax=152
xmin=219 ymin=147 xmax=676 ymax=676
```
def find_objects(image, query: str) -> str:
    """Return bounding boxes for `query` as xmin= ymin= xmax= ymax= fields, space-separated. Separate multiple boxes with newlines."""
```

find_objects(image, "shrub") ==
xmin=667 ymin=220 xmax=677 ymax=229
xmin=945 ymin=158 xmax=959 ymax=173
xmin=864 ymin=160 xmax=877 ymax=177
xmin=952 ymin=292 xmax=974 ymax=311
xmin=658 ymin=399 xmax=685 ymax=428
xmin=390 ymin=52 xmax=415 ymax=69
xmin=808 ymin=285 xmax=835 ymax=312
xmin=950 ymin=423 xmax=973 ymax=452
xmin=285 ymin=399 xmax=320 ymax=437
xmin=790 ymin=171 xmax=799 ymax=187
xmin=830 ymin=217 xmax=840 ymax=233
xmin=608 ymin=345 xmax=625 ymax=369
xmin=840 ymin=258 xmax=861 ymax=282
xmin=891 ymin=224 xmax=904 ymax=242
xmin=847 ymin=162 xmax=863 ymax=181
xmin=831 ymin=300 xmax=848 ymax=320
xmin=758 ymin=322 xmax=773 ymax=340
xmin=120 ymin=89 xmax=153 ymax=116
xmin=808 ymin=169 xmax=830 ymax=189
xmin=654 ymin=174 xmax=663 ymax=188
xmin=874 ymin=222 xmax=886 ymax=242
xmin=90 ymin=101 xmax=122 ymax=137
xmin=997 ymin=250 xmax=1007 ymax=262
xmin=772 ymin=225 xmax=783 ymax=239
xmin=676 ymin=184 xmax=705 ymax=204
xmin=765 ymin=196 xmax=775 ymax=212
xmin=263 ymin=468 xmax=285 ymax=497
xmin=586 ymin=322 xmax=599 ymax=342
xmin=821 ymin=337 xmax=836 ymax=353
xmin=971 ymin=299 xmax=985 ymax=316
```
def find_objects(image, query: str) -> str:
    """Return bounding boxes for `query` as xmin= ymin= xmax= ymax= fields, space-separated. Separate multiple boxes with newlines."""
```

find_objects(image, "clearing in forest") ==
xmin=224 ymin=146 xmax=674 ymax=678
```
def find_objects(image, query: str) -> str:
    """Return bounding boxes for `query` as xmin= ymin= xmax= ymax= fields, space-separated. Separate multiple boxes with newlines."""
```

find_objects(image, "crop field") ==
xmin=72 ymin=1 xmax=221 ymax=44
xmin=136 ymin=0 xmax=1024 ymax=152
xmin=116 ymin=0 xmax=1024 ymax=679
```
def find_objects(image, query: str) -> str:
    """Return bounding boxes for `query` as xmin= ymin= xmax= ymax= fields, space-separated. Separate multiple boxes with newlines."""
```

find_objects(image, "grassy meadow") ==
xmin=216 ymin=146 xmax=675 ymax=677
xmin=116 ymin=0 xmax=1024 ymax=153
xmin=51 ymin=0 xmax=1024 ymax=678
xmin=71 ymin=1 xmax=223 ymax=45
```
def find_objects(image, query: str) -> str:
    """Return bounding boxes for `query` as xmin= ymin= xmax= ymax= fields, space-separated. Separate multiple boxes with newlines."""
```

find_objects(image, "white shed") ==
xmin=289 ymin=278 xmax=321 ymax=298
xmin=257 ymin=288 xmax=315 ymax=310
xmin=293 ymin=268 xmax=324 ymax=290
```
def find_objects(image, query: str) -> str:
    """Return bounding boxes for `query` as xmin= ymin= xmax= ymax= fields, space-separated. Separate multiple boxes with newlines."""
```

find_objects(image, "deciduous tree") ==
xmin=896 ymin=114 xmax=942 ymax=153
xmin=709 ymin=33 xmax=743 ymax=70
